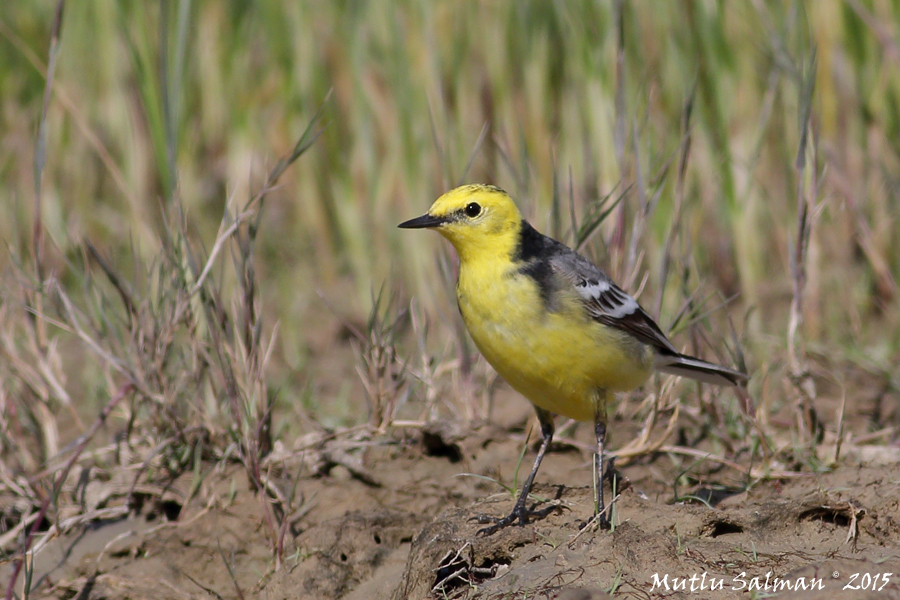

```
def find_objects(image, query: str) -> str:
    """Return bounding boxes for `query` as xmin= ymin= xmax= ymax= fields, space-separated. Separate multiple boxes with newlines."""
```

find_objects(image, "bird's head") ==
xmin=398 ymin=184 xmax=522 ymax=261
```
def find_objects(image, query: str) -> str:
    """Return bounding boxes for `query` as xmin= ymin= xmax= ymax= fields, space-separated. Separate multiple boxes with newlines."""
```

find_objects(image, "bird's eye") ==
xmin=464 ymin=202 xmax=482 ymax=218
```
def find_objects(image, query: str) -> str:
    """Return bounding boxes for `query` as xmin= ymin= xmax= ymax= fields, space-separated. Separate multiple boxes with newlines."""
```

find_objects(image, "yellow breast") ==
xmin=457 ymin=260 xmax=654 ymax=422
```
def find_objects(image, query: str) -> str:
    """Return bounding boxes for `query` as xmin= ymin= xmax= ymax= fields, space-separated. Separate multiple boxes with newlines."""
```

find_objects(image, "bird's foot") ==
xmin=578 ymin=511 xmax=612 ymax=531
xmin=471 ymin=502 xmax=560 ymax=537
xmin=605 ymin=457 xmax=630 ymax=492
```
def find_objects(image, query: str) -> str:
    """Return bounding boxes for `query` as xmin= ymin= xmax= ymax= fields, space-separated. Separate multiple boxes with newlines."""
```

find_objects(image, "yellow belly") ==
xmin=458 ymin=264 xmax=653 ymax=422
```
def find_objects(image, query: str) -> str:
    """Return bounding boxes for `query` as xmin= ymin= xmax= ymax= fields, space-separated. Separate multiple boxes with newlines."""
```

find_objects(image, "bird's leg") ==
xmin=593 ymin=400 xmax=612 ymax=530
xmin=475 ymin=408 xmax=557 ymax=536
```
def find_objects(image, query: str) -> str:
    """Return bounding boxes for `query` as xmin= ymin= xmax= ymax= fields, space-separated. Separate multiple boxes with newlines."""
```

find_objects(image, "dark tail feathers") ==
xmin=656 ymin=353 xmax=748 ymax=387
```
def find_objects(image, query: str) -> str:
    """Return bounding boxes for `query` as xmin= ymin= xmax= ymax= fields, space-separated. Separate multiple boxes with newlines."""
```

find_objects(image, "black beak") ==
xmin=397 ymin=213 xmax=447 ymax=229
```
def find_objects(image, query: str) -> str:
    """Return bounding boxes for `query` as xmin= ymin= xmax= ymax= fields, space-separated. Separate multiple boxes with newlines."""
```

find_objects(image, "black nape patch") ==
xmin=513 ymin=221 xmax=565 ymax=311
xmin=513 ymin=221 xmax=557 ymax=263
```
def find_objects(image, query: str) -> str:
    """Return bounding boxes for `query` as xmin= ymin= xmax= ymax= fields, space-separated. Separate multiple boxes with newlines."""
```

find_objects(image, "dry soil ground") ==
xmin=9 ymin=407 xmax=900 ymax=600
xmin=4 ymin=319 xmax=900 ymax=600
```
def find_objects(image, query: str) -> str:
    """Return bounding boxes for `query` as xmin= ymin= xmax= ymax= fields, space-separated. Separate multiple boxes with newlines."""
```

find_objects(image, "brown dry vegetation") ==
xmin=1 ymin=1 xmax=899 ymax=599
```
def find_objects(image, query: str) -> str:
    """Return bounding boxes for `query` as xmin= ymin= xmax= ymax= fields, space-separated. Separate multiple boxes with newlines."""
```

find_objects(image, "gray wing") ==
xmin=549 ymin=251 xmax=678 ymax=355
xmin=516 ymin=225 xmax=748 ymax=387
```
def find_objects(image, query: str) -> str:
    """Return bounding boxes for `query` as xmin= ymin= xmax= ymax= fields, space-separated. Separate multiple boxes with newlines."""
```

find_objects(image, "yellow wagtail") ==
xmin=399 ymin=184 xmax=748 ymax=535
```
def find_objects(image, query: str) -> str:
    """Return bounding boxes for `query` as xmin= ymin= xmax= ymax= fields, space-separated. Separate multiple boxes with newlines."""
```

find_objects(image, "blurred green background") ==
xmin=1 ymin=1 xmax=898 ymax=427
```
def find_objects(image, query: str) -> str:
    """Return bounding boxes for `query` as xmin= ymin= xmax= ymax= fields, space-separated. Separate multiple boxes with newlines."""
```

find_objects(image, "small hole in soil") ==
xmin=709 ymin=521 xmax=744 ymax=537
xmin=373 ymin=533 xmax=382 ymax=544
xmin=434 ymin=550 xmax=514 ymax=593
xmin=32 ymin=514 xmax=51 ymax=533
xmin=421 ymin=430 xmax=463 ymax=463
xmin=110 ymin=547 xmax=133 ymax=558
xmin=470 ymin=557 xmax=511 ymax=582
xmin=800 ymin=507 xmax=850 ymax=527
xmin=161 ymin=500 xmax=182 ymax=521
xmin=340 ymin=552 xmax=348 ymax=562
xmin=128 ymin=492 xmax=148 ymax=514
